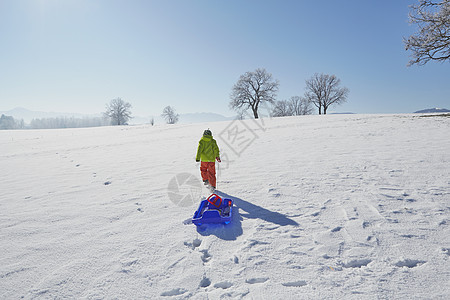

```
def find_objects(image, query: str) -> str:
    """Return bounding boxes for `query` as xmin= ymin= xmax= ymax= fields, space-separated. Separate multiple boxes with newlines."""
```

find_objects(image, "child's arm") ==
xmin=213 ymin=140 xmax=220 ymax=162
xmin=196 ymin=141 xmax=202 ymax=162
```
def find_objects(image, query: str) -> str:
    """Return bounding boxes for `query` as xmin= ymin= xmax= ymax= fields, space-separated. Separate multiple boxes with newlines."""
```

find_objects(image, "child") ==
xmin=196 ymin=129 xmax=221 ymax=190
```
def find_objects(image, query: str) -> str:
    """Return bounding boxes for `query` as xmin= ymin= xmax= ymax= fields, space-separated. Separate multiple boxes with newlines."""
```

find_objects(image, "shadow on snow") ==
xmin=196 ymin=190 xmax=299 ymax=241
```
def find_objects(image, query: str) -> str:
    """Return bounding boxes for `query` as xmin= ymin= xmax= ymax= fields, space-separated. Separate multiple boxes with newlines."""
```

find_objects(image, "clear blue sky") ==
xmin=1 ymin=0 xmax=449 ymax=116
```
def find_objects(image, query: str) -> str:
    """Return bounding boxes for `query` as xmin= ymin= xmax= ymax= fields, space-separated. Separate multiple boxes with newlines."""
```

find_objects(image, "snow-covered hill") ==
xmin=1 ymin=114 xmax=449 ymax=299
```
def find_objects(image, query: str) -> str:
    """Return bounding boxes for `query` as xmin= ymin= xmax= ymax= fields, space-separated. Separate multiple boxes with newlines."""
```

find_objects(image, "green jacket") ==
xmin=196 ymin=135 xmax=220 ymax=162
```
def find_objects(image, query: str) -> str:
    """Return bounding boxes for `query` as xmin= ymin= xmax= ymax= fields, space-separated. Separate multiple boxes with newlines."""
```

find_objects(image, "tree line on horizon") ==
xmin=0 ymin=114 xmax=24 ymax=130
xmin=0 ymin=114 xmax=110 ymax=130
xmin=101 ymin=69 xmax=350 ymax=127
xmin=0 ymin=67 xmax=350 ymax=130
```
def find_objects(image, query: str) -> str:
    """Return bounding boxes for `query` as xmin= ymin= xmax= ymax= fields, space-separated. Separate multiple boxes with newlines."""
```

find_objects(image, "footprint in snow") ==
xmin=342 ymin=259 xmax=372 ymax=268
xmin=122 ymin=259 xmax=138 ymax=267
xmin=192 ymin=238 xmax=202 ymax=248
xmin=368 ymin=236 xmax=381 ymax=246
xmin=200 ymin=249 xmax=212 ymax=263
xmin=282 ymin=280 xmax=307 ymax=287
xmin=442 ymin=248 xmax=450 ymax=256
xmin=395 ymin=259 xmax=426 ymax=268
xmin=232 ymin=255 xmax=239 ymax=264
xmin=400 ymin=234 xmax=422 ymax=239
xmin=331 ymin=226 xmax=342 ymax=232
xmin=214 ymin=281 xmax=233 ymax=289
xmin=184 ymin=238 xmax=202 ymax=250
xmin=246 ymin=277 xmax=269 ymax=284
xmin=135 ymin=203 xmax=144 ymax=212
xmin=199 ymin=277 xmax=211 ymax=288
xmin=160 ymin=288 xmax=187 ymax=297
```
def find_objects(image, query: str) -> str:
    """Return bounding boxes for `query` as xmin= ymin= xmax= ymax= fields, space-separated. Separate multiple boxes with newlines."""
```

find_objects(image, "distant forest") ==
xmin=0 ymin=114 xmax=109 ymax=130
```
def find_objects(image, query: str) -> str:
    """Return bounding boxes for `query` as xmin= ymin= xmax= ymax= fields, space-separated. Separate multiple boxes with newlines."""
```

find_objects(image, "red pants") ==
xmin=200 ymin=161 xmax=216 ymax=188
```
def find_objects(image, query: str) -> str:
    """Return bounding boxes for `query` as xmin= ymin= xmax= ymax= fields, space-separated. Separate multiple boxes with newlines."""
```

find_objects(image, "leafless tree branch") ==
xmin=404 ymin=0 xmax=450 ymax=66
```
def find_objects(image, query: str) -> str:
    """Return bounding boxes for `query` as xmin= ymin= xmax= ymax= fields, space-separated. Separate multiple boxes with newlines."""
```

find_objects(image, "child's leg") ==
xmin=200 ymin=162 xmax=209 ymax=182
xmin=207 ymin=162 xmax=216 ymax=188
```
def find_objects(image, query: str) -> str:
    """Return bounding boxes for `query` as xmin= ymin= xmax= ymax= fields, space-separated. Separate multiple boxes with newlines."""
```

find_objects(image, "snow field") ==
xmin=0 ymin=114 xmax=449 ymax=299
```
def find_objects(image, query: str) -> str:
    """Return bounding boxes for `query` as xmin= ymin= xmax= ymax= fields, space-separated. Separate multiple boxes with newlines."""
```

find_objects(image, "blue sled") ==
xmin=192 ymin=194 xmax=233 ymax=226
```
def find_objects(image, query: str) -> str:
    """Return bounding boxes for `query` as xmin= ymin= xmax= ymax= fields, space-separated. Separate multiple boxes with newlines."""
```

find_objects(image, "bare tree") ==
xmin=162 ymin=106 xmax=179 ymax=124
xmin=230 ymin=68 xmax=279 ymax=119
xmin=404 ymin=0 xmax=450 ymax=66
xmin=236 ymin=109 xmax=246 ymax=120
xmin=288 ymin=96 xmax=313 ymax=116
xmin=272 ymin=100 xmax=293 ymax=117
xmin=304 ymin=73 xmax=349 ymax=115
xmin=272 ymin=96 xmax=313 ymax=117
xmin=104 ymin=98 xmax=132 ymax=125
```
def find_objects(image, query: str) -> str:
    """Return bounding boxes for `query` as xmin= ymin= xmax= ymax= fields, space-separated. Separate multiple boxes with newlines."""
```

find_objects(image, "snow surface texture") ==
xmin=1 ymin=114 xmax=449 ymax=299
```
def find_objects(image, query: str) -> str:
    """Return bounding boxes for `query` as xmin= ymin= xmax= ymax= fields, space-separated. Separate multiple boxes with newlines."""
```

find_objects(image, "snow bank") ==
xmin=1 ymin=114 xmax=449 ymax=299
